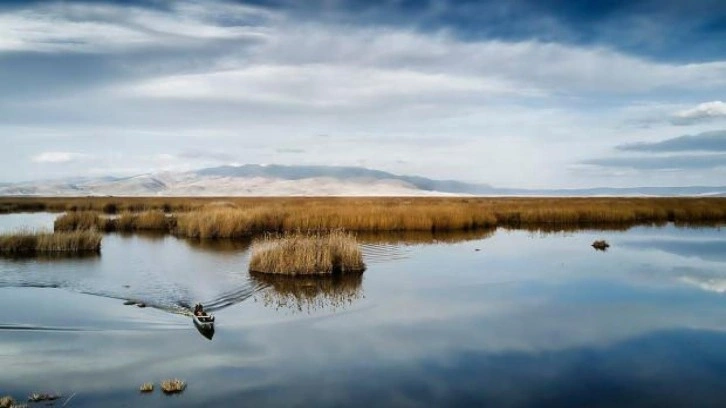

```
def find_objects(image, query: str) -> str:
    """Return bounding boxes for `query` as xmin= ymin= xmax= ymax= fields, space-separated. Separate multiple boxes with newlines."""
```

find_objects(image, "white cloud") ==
xmin=31 ymin=151 xmax=87 ymax=163
xmin=3 ymin=1 xmax=726 ymax=187
xmin=672 ymin=101 xmax=726 ymax=125
xmin=0 ymin=1 xmax=273 ymax=53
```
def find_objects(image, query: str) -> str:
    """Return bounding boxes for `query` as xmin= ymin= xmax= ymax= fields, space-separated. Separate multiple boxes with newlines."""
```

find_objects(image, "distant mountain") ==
xmin=0 ymin=164 xmax=725 ymax=196
xmin=195 ymin=165 xmax=492 ymax=194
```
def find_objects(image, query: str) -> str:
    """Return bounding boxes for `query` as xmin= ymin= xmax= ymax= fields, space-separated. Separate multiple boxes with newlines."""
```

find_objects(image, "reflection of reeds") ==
xmin=356 ymin=229 xmax=496 ymax=245
xmin=249 ymin=231 xmax=365 ymax=275
xmin=183 ymin=237 xmax=252 ymax=253
xmin=0 ymin=230 xmax=101 ymax=254
xmin=251 ymin=271 xmax=363 ymax=313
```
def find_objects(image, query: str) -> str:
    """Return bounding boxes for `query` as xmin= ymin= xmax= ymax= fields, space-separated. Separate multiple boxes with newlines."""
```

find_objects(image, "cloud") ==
xmin=31 ymin=151 xmax=87 ymax=163
xmin=276 ymin=148 xmax=306 ymax=154
xmin=0 ymin=2 xmax=273 ymax=53
xmin=2 ymin=0 xmax=726 ymax=188
xmin=671 ymin=101 xmax=726 ymax=125
xmin=582 ymin=154 xmax=726 ymax=170
xmin=177 ymin=150 xmax=237 ymax=162
xmin=616 ymin=130 xmax=726 ymax=153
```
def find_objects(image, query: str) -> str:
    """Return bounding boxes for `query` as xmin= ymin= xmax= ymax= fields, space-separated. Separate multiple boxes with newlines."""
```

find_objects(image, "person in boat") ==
xmin=194 ymin=303 xmax=205 ymax=316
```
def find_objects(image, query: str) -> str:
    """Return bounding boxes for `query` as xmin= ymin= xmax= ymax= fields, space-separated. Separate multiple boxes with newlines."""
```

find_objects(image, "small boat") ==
xmin=193 ymin=313 xmax=215 ymax=340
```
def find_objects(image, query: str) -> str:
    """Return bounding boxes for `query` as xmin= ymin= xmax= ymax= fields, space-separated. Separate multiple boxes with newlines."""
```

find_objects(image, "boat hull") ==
xmin=193 ymin=314 xmax=215 ymax=340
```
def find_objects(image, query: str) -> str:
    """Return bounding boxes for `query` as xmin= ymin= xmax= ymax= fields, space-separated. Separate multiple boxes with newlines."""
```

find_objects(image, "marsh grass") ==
xmin=160 ymin=379 xmax=186 ymax=394
xmin=139 ymin=383 xmax=154 ymax=393
xmin=249 ymin=230 xmax=365 ymax=275
xmin=6 ymin=197 xmax=726 ymax=235
xmin=54 ymin=211 xmax=111 ymax=232
xmin=0 ymin=396 xmax=14 ymax=408
xmin=115 ymin=211 xmax=174 ymax=231
xmin=54 ymin=210 xmax=173 ymax=233
xmin=0 ymin=230 xmax=101 ymax=254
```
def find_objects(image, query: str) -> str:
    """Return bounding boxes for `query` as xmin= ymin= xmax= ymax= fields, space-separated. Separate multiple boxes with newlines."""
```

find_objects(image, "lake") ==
xmin=1 ymin=213 xmax=726 ymax=407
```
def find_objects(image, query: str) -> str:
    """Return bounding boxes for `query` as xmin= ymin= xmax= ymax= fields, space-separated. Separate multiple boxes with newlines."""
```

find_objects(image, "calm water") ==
xmin=1 ymin=214 xmax=726 ymax=407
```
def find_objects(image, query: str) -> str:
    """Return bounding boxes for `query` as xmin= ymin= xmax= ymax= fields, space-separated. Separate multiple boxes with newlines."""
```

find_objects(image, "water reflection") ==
xmin=357 ymin=228 xmax=495 ymax=245
xmin=250 ymin=272 xmax=364 ymax=313
xmin=0 ymin=252 xmax=101 ymax=263
xmin=625 ymin=238 xmax=726 ymax=263
xmin=183 ymin=237 xmax=252 ymax=253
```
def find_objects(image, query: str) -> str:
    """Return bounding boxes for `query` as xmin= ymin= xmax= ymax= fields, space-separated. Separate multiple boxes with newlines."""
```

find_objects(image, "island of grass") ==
xmin=249 ymin=230 xmax=365 ymax=275
xmin=0 ymin=230 xmax=102 ymax=255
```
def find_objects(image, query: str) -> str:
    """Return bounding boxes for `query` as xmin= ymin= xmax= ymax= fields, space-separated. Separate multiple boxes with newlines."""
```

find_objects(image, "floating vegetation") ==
xmin=592 ymin=240 xmax=610 ymax=251
xmin=139 ymin=383 xmax=154 ymax=393
xmin=249 ymin=231 xmax=365 ymax=275
xmin=160 ymin=379 xmax=186 ymax=394
xmin=0 ymin=230 xmax=101 ymax=255
xmin=27 ymin=393 xmax=60 ymax=403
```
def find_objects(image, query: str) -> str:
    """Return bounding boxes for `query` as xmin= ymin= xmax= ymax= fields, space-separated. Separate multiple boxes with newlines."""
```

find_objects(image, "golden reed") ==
xmin=249 ymin=230 xmax=365 ymax=275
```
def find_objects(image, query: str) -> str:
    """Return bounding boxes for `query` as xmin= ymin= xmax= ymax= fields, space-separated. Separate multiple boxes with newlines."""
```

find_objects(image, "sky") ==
xmin=2 ymin=0 xmax=726 ymax=188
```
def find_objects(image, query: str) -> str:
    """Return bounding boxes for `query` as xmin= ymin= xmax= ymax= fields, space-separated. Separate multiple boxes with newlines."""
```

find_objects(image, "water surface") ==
xmin=1 ymin=214 xmax=726 ymax=407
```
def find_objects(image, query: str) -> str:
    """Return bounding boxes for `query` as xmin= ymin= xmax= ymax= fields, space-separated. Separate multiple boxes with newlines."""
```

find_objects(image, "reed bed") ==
xmin=54 ymin=211 xmax=111 ymax=232
xmin=6 ymin=197 xmax=726 ymax=235
xmin=160 ymin=379 xmax=186 ymax=394
xmin=0 ymin=230 xmax=102 ymax=254
xmin=54 ymin=210 xmax=173 ymax=233
xmin=139 ymin=383 xmax=154 ymax=393
xmin=114 ymin=211 xmax=174 ymax=231
xmin=249 ymin=231 xmax=365 ymax=275
xmin=0 ymin=396 xmax=14 ymax=408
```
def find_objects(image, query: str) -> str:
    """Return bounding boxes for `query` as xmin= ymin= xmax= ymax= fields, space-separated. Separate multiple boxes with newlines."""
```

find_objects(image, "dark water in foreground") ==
xmin=1 ymin=214 xmax=726 ymax=407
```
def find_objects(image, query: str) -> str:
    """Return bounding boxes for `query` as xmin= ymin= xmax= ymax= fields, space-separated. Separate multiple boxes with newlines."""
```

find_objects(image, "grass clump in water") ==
xmin=160 ymin=379 xmax=186 ymax=394
xmin=54 ymin=211 xmax=111 ymax=232
xmin=249 ymin=230 xmax=365 ymax=275
xmin=139 ymin=383 xmax=154 ymax=393
xmin=0 ymin=230 xmax=102 ymax=254
xmin=0 ymin=396 xmax=14 ymax=408
xmin=592 ymin=240 xmax=610 ymax=250
xmin=115 ymin=211 xmax=173 ymax=232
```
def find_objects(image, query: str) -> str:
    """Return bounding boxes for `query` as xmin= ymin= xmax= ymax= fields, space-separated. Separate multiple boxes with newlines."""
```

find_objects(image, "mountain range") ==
xmin=1 ymin=165 xmax=725 ymax=197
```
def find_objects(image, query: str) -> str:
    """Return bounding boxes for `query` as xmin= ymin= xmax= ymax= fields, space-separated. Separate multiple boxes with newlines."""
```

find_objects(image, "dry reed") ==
xmin=4 ymin=197 xmax=726 ymax=235
xmin=139 ymin=383 xmax=154 ymax=393
xmin=0 ymin=396 xmax=14 ymax=408
xmin=160 ymin=379 xmax=186 ymax=394
xmin=115 ymin=211 xmax=173 ymax=231
xmin=0 ymin=230 xmax=102 ymax=254
xmin=249 ymin=230 xmax=365 ymax=275
xmin=54 ymin=211 xmax=111 ymax=232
